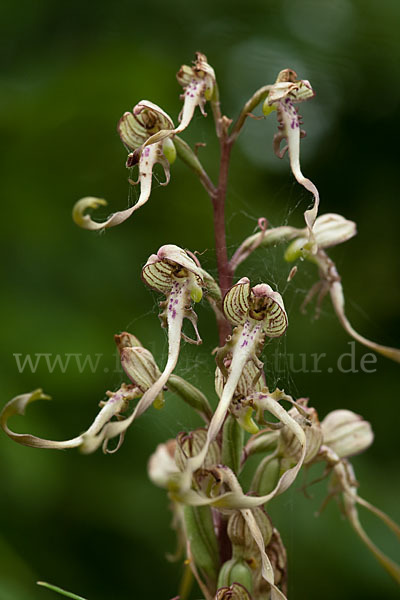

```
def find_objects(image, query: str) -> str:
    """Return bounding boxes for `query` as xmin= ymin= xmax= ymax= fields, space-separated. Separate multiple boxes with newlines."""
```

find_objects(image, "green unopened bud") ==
xmin=280 ymin=408 xmax=322 ymax=464
xmin=228 ymin=507 xmax=273 ymax=559
xmin=251 ymin=455 xmax=281 ymax=496
xmin=116 ymin=334 xmax=164 ymax=409
xmin=321 ymin=409 xmax=374 ymax=458
xmin=221 ymin=414 xmax=244 ymax=474
xmin=284 ymin=237 xmax=312 ymax=262
xmin=167 ymin=374 xmax=212 ymax=420
xmin=217 ymin=558 xmax=253 ymax=592
xmin=183 ymin=505 xmax=219 ymax=582
xmin=162 ymin=137 xmax=176 ymax=164
xmin=262 ymin=101 xmax=277 ymax=116
xmin=188 ymin=271 xmax=203 ymax=303
xmin=285 ymin=213 xmax=357 ymax=261
xmin=175 ymin=429 xmax=220 ymax=471
xmin=244 ymin=430 xmax=280 ymax=458
xmin=215 ymin=583 xmax=252 ymax=600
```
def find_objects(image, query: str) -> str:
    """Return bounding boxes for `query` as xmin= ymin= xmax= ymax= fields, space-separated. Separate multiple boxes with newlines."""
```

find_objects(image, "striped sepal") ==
xmin=118 ymin=111 xmax=147 ymax=150
xmin=263 ymin=290 xmax=288 ymax=338
xmin=141 ymin=245 xmax=204 ymax=294
xmin=141 ymin=255 xmax=174 ymax=294
xmin=223 ymin=277 xmax=251 ymax=326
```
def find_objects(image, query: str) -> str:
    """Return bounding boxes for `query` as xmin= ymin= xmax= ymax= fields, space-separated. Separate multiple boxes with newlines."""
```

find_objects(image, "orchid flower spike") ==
xmin=84 ymin=245 xmax=205 ymax=448
xmin=178 ymin=277 xmax=288 ymax=493
xmin=73 ymin=101 xmax=175 ymax=231
xmin=285 ymin=215 xmax=400 ymax=363
xmin=175 ymin=52 xmax=216 ymax=134
xmin=263 ymin=69 xmax=319 ymax=243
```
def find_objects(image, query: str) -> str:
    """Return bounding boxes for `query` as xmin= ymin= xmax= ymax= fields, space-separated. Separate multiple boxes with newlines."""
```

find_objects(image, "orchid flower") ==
xmin=73 ymin=101 xmax=175 ymax=231
xmin=175 ymin=52 xmax=216 ymax=134
xmin=285 ymin=213 xmax=400 ymax=363
xmin=177 ymin=277 xmax=288 ymax=493
xmin=187 ymin=465 xmax=290 ymax=600
xmin=0 ymin=384 xmax=139 ymax=454
xmin=263 ymin=69 xmax=319 ymax=241
xmin=83 ymin=245 xmax=205 ymax=448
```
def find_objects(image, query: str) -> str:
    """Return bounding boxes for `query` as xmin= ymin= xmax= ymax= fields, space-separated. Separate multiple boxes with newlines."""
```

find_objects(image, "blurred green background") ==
xmin=1 ymin=0 xmax=399 ymax=598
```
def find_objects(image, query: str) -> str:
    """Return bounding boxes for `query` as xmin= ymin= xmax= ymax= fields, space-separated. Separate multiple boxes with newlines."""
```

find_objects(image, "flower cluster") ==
xmin=2 ymin=52 xmax=400 ymax=600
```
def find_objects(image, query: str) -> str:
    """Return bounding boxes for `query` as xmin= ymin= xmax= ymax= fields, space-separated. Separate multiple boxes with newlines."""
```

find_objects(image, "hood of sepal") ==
xmin=148 ymin=439 xmax=180 ymax=488
xmin=141 ymin=244 xmax=204 ymax=296
xmin=321 ymin=409 xmax=374 ymax=458
xmin=117 ymin=100 xmax=174 ymax=150
xmin=280 ymin=407 xmax=322 ymax=464
xmin=114 ymin=331 xmax=143 ymax=351
xmin=223 ymin=279 xmax=288 ymax=338
xmin=285 ymin=213 xmax=357 ymax=261
xmin=175 ymin=429 xmax=221 ymax=472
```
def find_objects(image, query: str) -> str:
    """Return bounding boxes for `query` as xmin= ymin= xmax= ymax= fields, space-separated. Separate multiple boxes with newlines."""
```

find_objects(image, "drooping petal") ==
xmin=265 ymin=71 xmax=319 ymax=242
xmin=88 ymin=278 xmax=190 ymax=447
xmin=0 ymin=389 xmax=83 ymax=449
xmin=241 ymin=509 xmax=288 ymax=600
xmin=331 ymin=458 xmax=400 ymax=585
xmin=300 ymin=250 xmax=400 ymax=364
xmin=73 ymin=142 xmax=169 ymax=231
xmin=180 ymin=320 xmax=265 ymax=491
xmin=330 ymin=279 xmax=400 ymax=363
xmin=0 ymin=387 xmax=133 ymax=453
xmin=277 ymin=96 xmax=319 ymax=236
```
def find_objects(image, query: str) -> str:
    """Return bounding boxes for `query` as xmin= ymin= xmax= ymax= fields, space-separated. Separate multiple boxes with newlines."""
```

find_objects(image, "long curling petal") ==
xmin=241 ymin=509 xmax=288 ymax=600
xmin=330 ymin=280 xmax=400 ymax=363
xmin=89 ymin=279 xmax=189 ymax=446
xmin=0 ymin=390 xmax=83 ymax=449
xmin=332 ymin=460 xmax=400 ymax=585
xmin=73 ymin=143 xmax=169 ymax=231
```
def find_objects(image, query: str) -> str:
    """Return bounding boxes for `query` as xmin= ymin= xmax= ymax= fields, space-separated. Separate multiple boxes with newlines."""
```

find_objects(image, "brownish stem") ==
xmin=212 ymin=136 xmax=234 ymax=346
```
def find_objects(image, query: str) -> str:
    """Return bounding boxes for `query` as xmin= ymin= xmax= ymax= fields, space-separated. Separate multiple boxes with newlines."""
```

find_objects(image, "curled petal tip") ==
xmin=72 ymin=197 xmax=108 ymax=230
